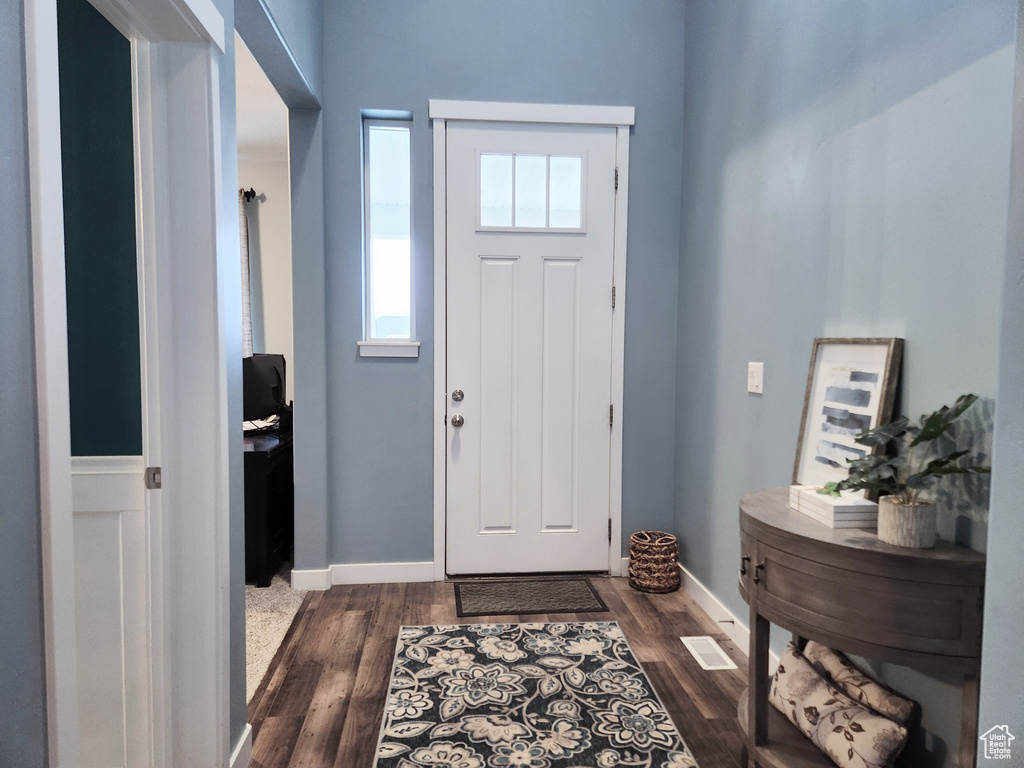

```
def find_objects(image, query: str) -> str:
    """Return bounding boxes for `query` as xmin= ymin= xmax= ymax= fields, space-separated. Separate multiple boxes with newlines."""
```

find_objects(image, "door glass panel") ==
xmin=479 ymin=152 xmax=585 ymax=231
xmin=480 ymin=153 xmax=513 ymax=227
xmin=548 ymin=156 xmax=582 ymax=228
xmin=515 ymin=154 xmax=547 ymax=228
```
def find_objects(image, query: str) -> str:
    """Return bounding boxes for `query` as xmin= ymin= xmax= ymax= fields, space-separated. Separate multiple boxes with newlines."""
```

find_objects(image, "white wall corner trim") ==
xmin=230 ymin=724 xmax=253 ymax=768
xmin=291 ymin=567 xmax=332 ymax=591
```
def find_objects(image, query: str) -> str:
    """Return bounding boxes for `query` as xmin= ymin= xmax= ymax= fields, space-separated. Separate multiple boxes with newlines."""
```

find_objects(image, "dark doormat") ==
xmin=454 ymin=578 xmax=609 ymax=617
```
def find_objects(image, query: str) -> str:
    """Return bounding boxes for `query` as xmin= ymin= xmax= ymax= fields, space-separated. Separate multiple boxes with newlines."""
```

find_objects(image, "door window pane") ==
xmin=548 ymin=156 xmax=582 ymax=228
xmin=480 ymin=154 xmax=513 ymax=227
xmin=514 ymin=154 xmax=547 ymax=228
xmin=478 ymin=152 xmax=584 ymax=231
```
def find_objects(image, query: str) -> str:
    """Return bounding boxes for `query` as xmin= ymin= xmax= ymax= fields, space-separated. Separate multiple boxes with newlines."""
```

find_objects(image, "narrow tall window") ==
xmin=364 ymin=118 xmax=413 ymax=342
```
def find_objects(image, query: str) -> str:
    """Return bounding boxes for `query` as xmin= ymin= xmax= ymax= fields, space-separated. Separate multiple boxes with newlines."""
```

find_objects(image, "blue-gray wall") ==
xmin=978 ymin=0 xmax=1024 ymax=758
xmin=258 ymin=0 xmax=322 ymax=102
xmin=0 ymin=1 xmax=49 ymax=765
xmin=316 ymin=0 xmax=686 ymax=566
xmin=676 ymin=2 xmax=1015 ymax=765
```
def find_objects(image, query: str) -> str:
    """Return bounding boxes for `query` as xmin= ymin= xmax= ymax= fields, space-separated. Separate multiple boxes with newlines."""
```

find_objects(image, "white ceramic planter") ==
xmin=877 ymin=497 xmax=937 ymax=549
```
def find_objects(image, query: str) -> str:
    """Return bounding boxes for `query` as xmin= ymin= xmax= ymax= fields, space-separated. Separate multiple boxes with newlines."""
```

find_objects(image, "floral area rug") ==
xmin=373 ymin=622 xmax=698 ymax=768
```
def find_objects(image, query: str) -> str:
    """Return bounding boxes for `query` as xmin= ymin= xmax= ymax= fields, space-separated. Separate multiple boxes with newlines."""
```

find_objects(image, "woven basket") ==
xmin=628 ymin=531 xmax=680 ymax=593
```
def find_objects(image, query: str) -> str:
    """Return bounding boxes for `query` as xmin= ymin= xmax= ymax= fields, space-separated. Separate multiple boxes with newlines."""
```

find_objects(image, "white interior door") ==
xmin=445 ymin=120 xmax=617 ymax=575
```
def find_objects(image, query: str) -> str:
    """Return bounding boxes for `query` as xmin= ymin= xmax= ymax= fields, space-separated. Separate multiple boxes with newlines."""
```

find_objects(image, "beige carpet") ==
xmin=246 ymin=567 xmax=306 ymax=701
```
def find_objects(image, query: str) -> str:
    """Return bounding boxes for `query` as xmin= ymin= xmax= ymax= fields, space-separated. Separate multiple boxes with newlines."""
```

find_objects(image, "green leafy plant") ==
xmin=820 ymin=394 xmax=990 ymax=504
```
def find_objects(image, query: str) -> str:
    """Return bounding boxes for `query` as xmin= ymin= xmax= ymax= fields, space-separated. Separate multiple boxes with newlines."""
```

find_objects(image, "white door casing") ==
xmin=26 ymin=1 xmax=229 ymax=766
xmin=430 ymin=101 xmax=634 ymax=578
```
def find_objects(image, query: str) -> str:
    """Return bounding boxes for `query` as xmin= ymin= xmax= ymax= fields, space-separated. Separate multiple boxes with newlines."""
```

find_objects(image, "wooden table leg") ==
xmin=749 ymin=602 xmax=770 ymax=747
xmin=959 ymin=666 xmax=980 ymax=768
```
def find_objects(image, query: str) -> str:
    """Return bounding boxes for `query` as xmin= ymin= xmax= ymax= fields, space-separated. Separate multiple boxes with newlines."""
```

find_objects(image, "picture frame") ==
xmin=793 ymin=337 xmax=904 ymax=496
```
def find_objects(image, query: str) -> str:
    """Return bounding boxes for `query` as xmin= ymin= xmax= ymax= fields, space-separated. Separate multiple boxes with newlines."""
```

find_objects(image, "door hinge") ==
xmin=609 ymin=404 xmax=614 ymax=428
xmin=612 ymin=285 xmax=616 ymax=309
xmin=608 ymin=519 xmax=613 ymax=542
xmin=614 ymin=167 xmax=619 ymax=191
xmin=145 ymin=466 xmax=162 ymax=490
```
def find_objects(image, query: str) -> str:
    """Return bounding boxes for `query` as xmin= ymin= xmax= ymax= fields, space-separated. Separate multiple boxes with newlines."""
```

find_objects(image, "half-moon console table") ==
xmin=738 ymin=487 xmax=985 ymax=768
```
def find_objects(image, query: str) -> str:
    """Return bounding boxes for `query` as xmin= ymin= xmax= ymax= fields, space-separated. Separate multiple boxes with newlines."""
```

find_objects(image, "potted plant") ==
xmin=821 ymin=394 xmax=990 ymax=548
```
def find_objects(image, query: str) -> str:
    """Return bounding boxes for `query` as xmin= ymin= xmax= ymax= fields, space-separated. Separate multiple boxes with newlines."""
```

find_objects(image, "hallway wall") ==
xmin=675 ymin=2 xmax=1015 ymax=765
xmin=316 ymin=0 xmax=687 ymax=567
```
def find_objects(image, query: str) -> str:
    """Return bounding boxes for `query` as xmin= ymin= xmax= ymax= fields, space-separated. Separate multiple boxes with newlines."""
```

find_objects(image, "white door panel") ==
xmin=72 ymin=457 xmax=153 ymax=768
xmin=446 ymin=121 xmax=617 ymax=574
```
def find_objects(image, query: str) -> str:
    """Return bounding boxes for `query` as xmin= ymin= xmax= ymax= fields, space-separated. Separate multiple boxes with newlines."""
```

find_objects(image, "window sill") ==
xmin=357 ymin=340 xmax=420 ymax=358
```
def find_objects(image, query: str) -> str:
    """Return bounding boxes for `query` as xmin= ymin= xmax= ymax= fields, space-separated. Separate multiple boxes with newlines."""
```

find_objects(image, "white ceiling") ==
xmin=235 ymin=33 xmax=288 ymax=162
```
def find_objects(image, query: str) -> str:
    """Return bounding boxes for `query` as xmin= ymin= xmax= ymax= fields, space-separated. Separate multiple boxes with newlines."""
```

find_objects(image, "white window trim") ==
xmin=357 ymin=339 xmax=421 ymax=358
xmin=361 ymin=117 xmax=416 ymax=354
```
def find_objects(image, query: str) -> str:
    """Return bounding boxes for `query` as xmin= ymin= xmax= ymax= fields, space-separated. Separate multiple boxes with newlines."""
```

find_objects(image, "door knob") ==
xmin=451 ymin=389 xmax=465 ymax=402
xmin=451 ymin=414 xmax=465 ymax=428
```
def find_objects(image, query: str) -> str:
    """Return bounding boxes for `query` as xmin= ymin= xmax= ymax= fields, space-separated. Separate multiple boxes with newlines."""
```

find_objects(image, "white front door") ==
xmin=445 ymin=120 xmax=618 ymax=575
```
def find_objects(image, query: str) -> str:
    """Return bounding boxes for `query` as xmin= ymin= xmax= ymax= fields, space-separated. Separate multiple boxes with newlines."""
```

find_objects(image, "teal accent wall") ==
xmin=675 ymin=2 xmax=1015 ymax=765
xmin=1 ymin=0 xmax=50 ymax=764
xmin=58 ymin=0 xmax=142 ymax=458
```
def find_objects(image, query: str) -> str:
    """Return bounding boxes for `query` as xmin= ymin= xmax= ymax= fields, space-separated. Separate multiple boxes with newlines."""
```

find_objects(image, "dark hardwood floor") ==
xmin=247 ymin=577 xmax=748 ymax=768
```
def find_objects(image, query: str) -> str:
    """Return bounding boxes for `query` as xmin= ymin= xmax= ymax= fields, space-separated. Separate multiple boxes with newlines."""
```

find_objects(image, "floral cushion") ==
xmin=770 ymin=643 xmax=908 ymax=768
xmin=803 ymin=641 xmax=914 ymax=725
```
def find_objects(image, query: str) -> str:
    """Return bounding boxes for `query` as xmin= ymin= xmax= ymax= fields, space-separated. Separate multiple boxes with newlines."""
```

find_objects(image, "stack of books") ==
xmin=788 ymin=484 xmax=878 ymax=528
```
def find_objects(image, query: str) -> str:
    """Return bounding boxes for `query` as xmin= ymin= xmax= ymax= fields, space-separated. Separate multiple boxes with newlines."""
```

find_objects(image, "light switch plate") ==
xmin=747 ymin=362 xmax=764 ymax=394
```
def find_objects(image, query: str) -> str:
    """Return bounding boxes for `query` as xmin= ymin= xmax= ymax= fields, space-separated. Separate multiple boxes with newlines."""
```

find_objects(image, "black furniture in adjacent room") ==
xmin=244 ymin=429 xmax=294 ymax=587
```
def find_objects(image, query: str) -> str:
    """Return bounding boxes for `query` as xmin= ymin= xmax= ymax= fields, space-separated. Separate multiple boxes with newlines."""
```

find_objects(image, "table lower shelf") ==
xmin=738 ymin=688 xmax=832 ymax=768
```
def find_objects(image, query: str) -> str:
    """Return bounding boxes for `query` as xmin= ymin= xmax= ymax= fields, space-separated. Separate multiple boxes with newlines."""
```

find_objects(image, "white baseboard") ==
xmin=678 ymin=563 xmax=780 ymax=667
xmin=230 ymin=723 xmax=252 ymax=768
xmin=678 ymin=564 xmax=749 ymax=651
xmin=291 ymin=561 xmax=435 ymax=590
xmin=331 ymin=561 xmax=435 ymax=585
xmin=291 ymin=567 xmax=332 ymax=591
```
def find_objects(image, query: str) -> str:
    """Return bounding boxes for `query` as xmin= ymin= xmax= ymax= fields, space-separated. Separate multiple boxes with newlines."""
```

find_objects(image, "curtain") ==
xmin=239 ymin=189 xmax=253 ymax=357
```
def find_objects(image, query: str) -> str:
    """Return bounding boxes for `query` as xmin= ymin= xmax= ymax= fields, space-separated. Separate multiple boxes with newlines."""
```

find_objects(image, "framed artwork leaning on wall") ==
xmin=793 ymin=337 xmax=904 ymax=497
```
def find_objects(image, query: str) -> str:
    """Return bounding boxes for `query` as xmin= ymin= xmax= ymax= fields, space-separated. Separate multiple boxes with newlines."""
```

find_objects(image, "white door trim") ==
xmin=431 ymin=101 xmax=632 ymax=579
xmin=24 ymin=1 xmax=81 ymax=762
xmin=26 ymin=0 xmax=229 ymax=765
xmin=429 ymin=99 xmax=635 ymax=127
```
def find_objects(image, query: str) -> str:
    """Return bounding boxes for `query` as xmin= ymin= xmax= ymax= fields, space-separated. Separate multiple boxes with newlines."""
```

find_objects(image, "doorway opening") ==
xmin=235 ymin=33 xmax=304 ymax=703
